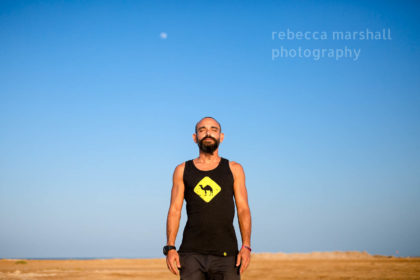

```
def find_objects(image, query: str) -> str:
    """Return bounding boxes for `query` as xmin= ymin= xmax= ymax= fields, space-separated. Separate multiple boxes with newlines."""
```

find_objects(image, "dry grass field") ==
xmin=1 ymin=251 xmax=419 ymax=280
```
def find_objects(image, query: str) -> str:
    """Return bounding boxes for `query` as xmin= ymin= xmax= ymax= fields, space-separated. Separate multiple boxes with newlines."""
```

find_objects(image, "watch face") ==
xmin=163 ymin=245 xmax=175 ymax=255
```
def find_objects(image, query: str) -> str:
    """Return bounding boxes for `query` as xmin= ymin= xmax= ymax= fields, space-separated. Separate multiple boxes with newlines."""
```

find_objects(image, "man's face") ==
xmin=194 ymin=118 xmax=224 ymax=154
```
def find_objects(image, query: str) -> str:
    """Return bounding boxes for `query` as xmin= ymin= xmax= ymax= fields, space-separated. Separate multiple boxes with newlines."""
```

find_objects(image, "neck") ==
xmin=197 ymin=150 xmax=220 ymax=163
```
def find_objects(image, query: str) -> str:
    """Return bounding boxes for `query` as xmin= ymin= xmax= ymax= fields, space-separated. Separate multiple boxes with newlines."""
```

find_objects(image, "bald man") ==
xmin=164 ymin=117 xmax=252 ymax=280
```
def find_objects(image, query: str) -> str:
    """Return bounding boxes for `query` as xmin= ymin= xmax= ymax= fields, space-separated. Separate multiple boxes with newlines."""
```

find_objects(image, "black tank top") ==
xmin=178 ymin=157 xmax=239 ymax=257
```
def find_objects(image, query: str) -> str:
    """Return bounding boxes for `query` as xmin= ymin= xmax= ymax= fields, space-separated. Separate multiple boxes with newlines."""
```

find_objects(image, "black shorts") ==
xmin=179 ymin=252 xmax=240 ymax=280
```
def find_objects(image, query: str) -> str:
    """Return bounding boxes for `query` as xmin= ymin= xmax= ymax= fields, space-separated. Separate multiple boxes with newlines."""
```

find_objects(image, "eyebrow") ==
xmin=197 ymin=126 xmax=220 ymax=131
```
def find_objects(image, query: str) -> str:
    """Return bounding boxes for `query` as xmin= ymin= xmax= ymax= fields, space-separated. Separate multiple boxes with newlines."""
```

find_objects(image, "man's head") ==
xmin=193 ymin=117 xmax=224 ymax=154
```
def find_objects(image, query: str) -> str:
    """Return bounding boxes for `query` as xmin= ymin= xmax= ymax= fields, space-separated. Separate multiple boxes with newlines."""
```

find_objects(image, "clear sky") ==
xmin=1 ymin=0 xmax=419 ymax=258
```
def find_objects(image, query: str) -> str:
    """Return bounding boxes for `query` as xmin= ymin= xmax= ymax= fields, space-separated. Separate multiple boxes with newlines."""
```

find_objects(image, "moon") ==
xmin=160 ymin=32 xmax=167 ymax=39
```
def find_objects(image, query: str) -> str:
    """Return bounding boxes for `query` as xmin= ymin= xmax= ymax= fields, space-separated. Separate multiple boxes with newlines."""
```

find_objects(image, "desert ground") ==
xmin=1 ymin=251 xmax=419 ymax=280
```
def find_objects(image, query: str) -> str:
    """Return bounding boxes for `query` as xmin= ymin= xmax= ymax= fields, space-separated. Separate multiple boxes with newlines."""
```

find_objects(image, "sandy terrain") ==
xmin=1 ymin=251 xmax=419 ymax=280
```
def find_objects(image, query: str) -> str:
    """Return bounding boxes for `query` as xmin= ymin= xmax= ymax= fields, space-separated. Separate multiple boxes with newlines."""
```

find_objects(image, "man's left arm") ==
xmin=230 ymin=161 xmax=252 ymax=274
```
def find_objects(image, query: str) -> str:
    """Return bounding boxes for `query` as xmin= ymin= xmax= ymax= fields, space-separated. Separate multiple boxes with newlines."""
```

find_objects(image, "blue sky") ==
xmin=1 ymin=0 xmax=419 ymax=258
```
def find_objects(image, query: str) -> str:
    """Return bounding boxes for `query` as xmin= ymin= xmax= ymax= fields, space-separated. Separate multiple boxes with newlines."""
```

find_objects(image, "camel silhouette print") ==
xmin=199 ymin=184 xmax=213 ymax=196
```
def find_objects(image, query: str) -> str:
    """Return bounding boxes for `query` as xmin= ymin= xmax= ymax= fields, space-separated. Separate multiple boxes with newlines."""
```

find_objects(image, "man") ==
xmin=164 ymin=116 xmax=252 ymax=280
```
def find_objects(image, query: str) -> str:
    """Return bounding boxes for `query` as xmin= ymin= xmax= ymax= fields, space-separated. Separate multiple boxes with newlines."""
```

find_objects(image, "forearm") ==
xmin=237 ymin=208 xmax=252 ymax=246
xmin=166 ymin=209 xmax=181 ymax=245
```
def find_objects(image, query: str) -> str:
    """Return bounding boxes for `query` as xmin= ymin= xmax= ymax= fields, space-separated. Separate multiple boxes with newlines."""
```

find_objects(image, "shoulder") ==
xmin=173 ymin=162 xmax=186 ymax=178
xmin=175 ymin=162 xmax=186 ymax=171
xmin=228 ymin=160 xmax=245 ymax=177
xmin=228 ymin=160 xmax=243 ymax=169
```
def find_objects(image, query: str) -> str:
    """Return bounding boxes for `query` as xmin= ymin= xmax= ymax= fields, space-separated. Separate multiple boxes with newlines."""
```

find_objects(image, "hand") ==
xmin=166 ymin=250 xmax=181 ymax=275
xmin=236 ymin=246 xmax=251 ymax=274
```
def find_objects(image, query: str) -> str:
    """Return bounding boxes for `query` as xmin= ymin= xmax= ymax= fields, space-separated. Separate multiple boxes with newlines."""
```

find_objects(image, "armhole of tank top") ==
xmin=224 ymin=157 xmax=230 ymax=171
xmin=182 ymin=160 xmax=189 ymax=181
xmin=182 ymin=160 xmax=192 ymax=189
xmin=225 ymin=158 xmax=235 ymax=182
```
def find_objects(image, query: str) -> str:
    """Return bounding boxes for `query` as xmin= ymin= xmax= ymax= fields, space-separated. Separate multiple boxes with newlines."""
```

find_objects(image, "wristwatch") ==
xmin=163 ymin=245 xmax=176 ymax=256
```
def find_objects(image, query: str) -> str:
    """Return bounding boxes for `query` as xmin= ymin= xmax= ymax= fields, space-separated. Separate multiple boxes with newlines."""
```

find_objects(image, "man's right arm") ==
xmin=165 ymin=163 xmax=185 ymax=275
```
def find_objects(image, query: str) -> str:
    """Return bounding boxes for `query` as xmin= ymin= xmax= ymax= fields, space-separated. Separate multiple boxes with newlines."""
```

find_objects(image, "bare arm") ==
xmin=166 ymin=163 xmax=185 ymax=245
xmin=231 ymin=161 xmax=251 ymax=246
xmin=230 ymin=161 xmax=252 ymax=274
xmin=165 ymin=163 xmax=185 ymax=275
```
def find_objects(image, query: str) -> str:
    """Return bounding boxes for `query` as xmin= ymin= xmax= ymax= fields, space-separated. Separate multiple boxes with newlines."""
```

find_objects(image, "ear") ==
xmin=220 ymin=132 xmax=224 ymax=143
xmin=193 ymin=133 xmax=198 ymax=144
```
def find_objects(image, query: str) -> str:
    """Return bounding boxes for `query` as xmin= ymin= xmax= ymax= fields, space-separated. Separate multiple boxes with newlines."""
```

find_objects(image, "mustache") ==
xmin=201 ymin=136 xmax=217 ymax=142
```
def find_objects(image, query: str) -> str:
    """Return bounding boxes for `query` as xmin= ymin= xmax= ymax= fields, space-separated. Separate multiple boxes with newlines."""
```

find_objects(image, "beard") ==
xmin=198 ymin=136 xmax=220 ymax=154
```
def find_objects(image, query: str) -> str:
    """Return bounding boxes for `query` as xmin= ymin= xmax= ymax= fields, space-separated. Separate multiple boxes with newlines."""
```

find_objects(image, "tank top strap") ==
xmin=220 ymin=157 xmax=229 ymax=167
xmin=185 ymin=159 xmax=193 ymax=169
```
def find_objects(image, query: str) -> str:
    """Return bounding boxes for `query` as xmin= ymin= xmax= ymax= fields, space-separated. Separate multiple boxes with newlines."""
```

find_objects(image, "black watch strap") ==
xmin=163 ymin=245 xmax=176 ymax=256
